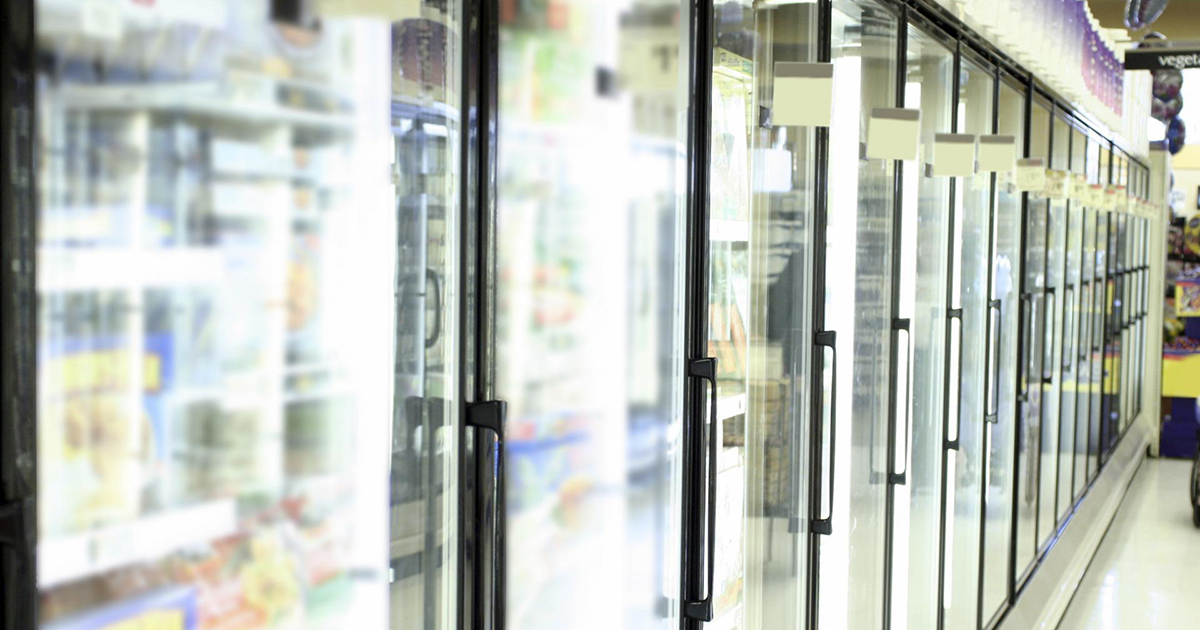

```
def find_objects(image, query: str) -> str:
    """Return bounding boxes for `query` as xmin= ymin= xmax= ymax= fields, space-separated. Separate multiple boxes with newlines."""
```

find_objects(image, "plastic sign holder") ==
xmin=866 ymin=108 xmax=921 ymax=161
xmin=772 ymin=62 xmax=834 ymax=127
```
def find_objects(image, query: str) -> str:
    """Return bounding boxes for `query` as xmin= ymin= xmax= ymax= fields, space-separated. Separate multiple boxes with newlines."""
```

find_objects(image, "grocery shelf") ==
xmin=38 ymin=499 xmax=237 ymax=589
xmin=717 ymin=392 xmax=747 ymax=421
xmin=711 ymin=219 xmax=750 ymax=243
xmin=38 ymin=246 xmax=224 ymax=292
xmin=57 ymin=83 xmax=354 ymax=131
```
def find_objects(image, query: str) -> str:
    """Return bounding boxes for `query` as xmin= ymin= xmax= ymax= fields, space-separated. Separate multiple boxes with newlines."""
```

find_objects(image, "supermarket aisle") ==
xmin=1058 ymin=458 xmax=1200 ymax=629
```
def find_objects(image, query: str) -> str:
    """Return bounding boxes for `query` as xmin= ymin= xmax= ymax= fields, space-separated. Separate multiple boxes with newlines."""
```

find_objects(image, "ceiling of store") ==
xmin=1090 ymin=0 xmax=1200 ymax=44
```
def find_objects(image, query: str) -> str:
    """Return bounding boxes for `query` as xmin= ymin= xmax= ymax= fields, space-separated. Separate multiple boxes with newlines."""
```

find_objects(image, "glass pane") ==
xmin=891 ymin=25 xmax=953 ymax=630
xmin=821 ymin=2 xmax=897 ymax=628
xmin=942 ymin=54 xmax=996 ymax=630
xmin=1104 ymin=213 xmax=1122 ymax=457
xmin=1038 ymin=116 xmax=1068 ymax=548
xmin=1071 ymin=129 xmax=1086 ymax=177
xmin=35 ymin=3 xmax=452 ymax=628
xmin=998 ymin=96 xmax=1048 ymax=609
xmin=1057 ymin=198 xmax=1083 ymax=524
xmin=704 ymin=4 xmax=821 ymax=629
xmin=1088 ymin=212 xmax=1108 ymax=480
xmin=494 ymin=2 xmax=689 ymax=628
xmin=1074 ymin=206 xmax=1096 ymax=502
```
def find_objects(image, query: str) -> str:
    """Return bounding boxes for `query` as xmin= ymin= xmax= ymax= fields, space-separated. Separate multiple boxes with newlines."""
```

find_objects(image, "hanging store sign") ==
xmin=1045 ymin=169 xmax=1068 ymax=199
xmin=866 ymin=108 xmax=921 ymax=161
xmin=1070 ymin=174 xmax=1087 ymax=202
xmin=1015 ymin=158 xmax=1045 ymax=191
xmin=773 ymin=62 xmax=834 ymax=127
xmin=1125 ymin=48 xmax=1200 ymax=71
xmin=977 ymin=135 xmax=1016 ymax=173
xmin=932 ymin=134 xmax=976 ymax=177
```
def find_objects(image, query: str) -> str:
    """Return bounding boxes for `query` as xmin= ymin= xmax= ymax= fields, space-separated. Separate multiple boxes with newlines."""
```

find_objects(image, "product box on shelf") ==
xmin=43 ymin=586 xmax=198 ymax=630
xmin=39 ymin=291 xmax=147 ymax=537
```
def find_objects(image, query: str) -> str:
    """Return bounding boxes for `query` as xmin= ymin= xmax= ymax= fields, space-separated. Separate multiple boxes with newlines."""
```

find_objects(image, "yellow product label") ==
xmin=102 ymin=609 xmax=185 ymax=630
xmin=143 ymin=353 xmax=162 ymax=391
xmin=46 ymin=349 xmax=164 ymax=395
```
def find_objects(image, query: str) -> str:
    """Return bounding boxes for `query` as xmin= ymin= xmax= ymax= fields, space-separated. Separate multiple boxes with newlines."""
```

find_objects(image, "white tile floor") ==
xmin=1058 ymin=458 xmax=1200 ymax=629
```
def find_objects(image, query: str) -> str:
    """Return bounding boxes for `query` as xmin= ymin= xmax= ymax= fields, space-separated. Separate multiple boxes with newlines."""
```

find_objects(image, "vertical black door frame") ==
xmin=680 ymin=0 xmax=716 ymax=624
xmin=458 ymin=0 xmax=504 ymax=625
xmin=805 ymin=1 xmax=835 ymax=628
xmin=994 ymin=69 xmax=1033 ymax=630
xmin=882 ymin=7 xmax=909 ymax=629
xmin=0 ymin=0 xmax=37 ymax=628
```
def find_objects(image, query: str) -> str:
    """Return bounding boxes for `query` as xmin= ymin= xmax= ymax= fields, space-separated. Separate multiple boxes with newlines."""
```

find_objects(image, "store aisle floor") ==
xmin=1058 ymin=458 xmax=1200 ymax=629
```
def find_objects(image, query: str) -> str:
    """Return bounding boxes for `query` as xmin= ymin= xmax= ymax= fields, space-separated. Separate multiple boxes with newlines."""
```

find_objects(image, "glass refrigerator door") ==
xmin=1089 ymin=210 xmax=1109 ymax=480
xmin=995 ymin=96 xmax=1048 ymax=614
xmin=704 ymin=4 xmax=822 ymax=630
xmin=820 ymin=2 xmax=898 ymax=628
xmin=942 ymin=55 xmax=999 ymax=630
xmin=1067 ymin=129 xmax=1089 ymax=507
xmin=493 ymin=2 xmax=688 ymax=629
xmin=1101 ymin=212 xmax=1121 ymax=458
xmin=888 ymin=24 xmax=953 ymax=630
xmin=35 ymin=1 xmax=461 ymax=629
xmin=1056 ymin=167 xmax=1082 ymax=527
xmin=1036 ymin=115 xmax=1070 ymax=552
xmin=1075 ymin=205 xmax=1096 ymax=502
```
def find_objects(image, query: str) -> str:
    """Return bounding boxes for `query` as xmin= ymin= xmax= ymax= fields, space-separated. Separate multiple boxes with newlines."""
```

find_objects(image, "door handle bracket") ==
xmin=466 ymin=400 xmax=507 ymax=437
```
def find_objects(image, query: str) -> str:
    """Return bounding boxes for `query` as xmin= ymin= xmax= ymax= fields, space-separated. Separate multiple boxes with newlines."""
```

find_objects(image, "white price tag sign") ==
xmin=1069 ymin=174 xmax=1087 ymax=202
xmin=618 ymin=26 xmax=681 ymax=93
xmin=1088 ymin=185 xmax=1105 ymax=207
xmin=81 ymin=0 xmax=124 ymax=42
xmin=932 ymin=134 xmax=976 ymax=177
xmin=1016 ymin=158 xmax=1046 ymax=192
xmin=773 ymin=63 xmax=834 ymax=127
xmin=1045 ymin=169 xmax=1068 ymax=200
xmin=978 ymin=135 xmax=1016 ymax=173
xmin=866 ymin=108 xmax=921 ymax=161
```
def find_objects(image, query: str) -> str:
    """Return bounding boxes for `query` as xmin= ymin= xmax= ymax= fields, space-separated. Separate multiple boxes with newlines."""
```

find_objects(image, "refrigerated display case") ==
xmin=1054 ymin=122 xmax=1082 ymax=529
xmin=994 ymin=91 xmax=1049 ymax=617
xmin=887 ymin=21 xmax=953 ymax=630
xmin=818 ymin=3 xmax=898 ymax=629
xmin=33 ymin=1 xmax=462 ymax=628
xmin=493 ymin=2 xmax=689 ymax=629
xmin=1070 ymin=128 xmax=1092 ymax=506
xmin=940 ymin=51 xmax=1002 ymax=630
xmin=1036 ymin=112 xmax=1070 ymax=553
xmin=704 ymin=4 xmax=826 ymax=630
xmin=0 ymin=1 xmax=1164 ymax=630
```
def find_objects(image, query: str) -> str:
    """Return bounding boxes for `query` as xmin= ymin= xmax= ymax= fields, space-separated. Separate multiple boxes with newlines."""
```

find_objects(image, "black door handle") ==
xmin=813 ymin=331 xmax=837 ymax=535
xmin=683 ymin=357 xmax=718 ymax=622
xmin=946 ymin=309 xmax=964 ymax=451
xmin=1062 ymin=283 xmax=1075 ymax=370
xmin=890 ymin=319 xmax=911 ymax=485
xmin=1042 ymin=287 xmax=1056 ymax=385
xmin=425 ymin=268 xmax=442 ymax=349
xmin=986 ymin=299 xmax=1002 ymax=423
xmin=465 ymin=400 xmax=507 ymax=630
